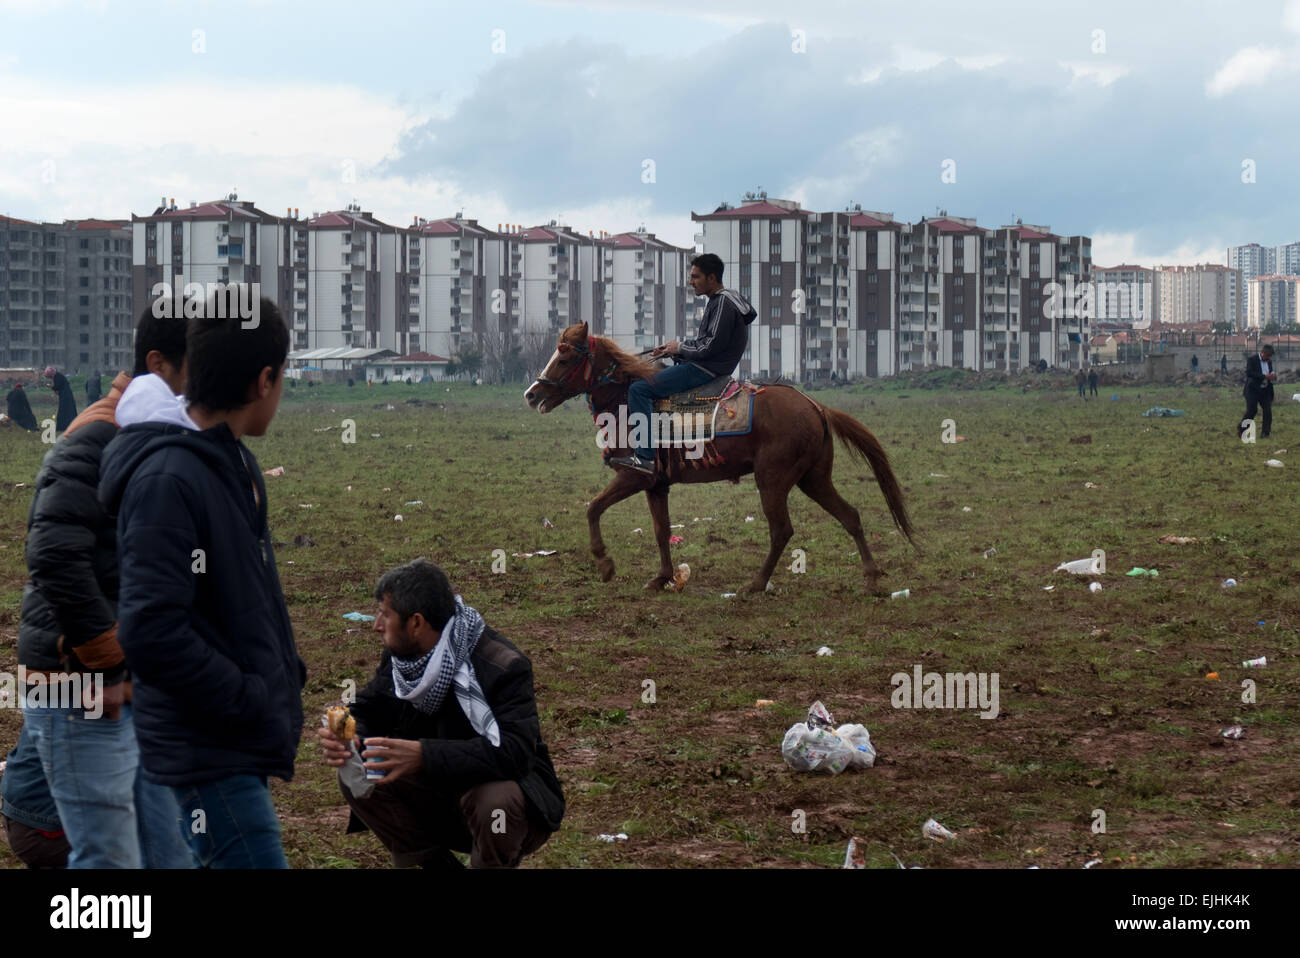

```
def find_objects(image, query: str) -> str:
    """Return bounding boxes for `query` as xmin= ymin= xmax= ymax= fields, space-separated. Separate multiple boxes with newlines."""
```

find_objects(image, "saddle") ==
xmin=652 ymin=375 xmax=758 ymax=445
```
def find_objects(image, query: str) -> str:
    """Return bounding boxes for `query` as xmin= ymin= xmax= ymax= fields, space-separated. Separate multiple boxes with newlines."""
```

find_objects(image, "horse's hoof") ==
xmin=741 ymin=580 xmax=768 ymax=595
xmin=644 ymin=576 xmax=672 ymax=591
xmin=597 ymin=557 xmax=615 ymax=582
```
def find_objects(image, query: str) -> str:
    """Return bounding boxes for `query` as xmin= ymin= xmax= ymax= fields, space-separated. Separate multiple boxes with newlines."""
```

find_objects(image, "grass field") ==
xmin=1 ymin=374 xmax=1297 ymax=868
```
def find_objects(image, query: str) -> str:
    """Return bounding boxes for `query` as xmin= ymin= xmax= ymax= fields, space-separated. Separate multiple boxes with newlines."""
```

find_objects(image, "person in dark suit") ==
xmin=1238 ymin=344 xmax=1277 ymax=439
xmin=44 ymin=366 xmax=77 ymax=432
xmin=5 ymin=381 xmax=38 ymax=430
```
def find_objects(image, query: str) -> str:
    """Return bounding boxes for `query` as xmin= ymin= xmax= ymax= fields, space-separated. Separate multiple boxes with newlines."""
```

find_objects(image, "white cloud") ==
xmin=855 ymin=46 xmax=1010 ymax=84
xmin=1205 ymin=45 xmax=1285 ymax=97
xmin=1286 ymin=0 xmax=1300 ymax=34
xmin=1092 ymin=231 xmax=1226 ymax=269
xmin=787 ymin=127 xmax=903 ymax=208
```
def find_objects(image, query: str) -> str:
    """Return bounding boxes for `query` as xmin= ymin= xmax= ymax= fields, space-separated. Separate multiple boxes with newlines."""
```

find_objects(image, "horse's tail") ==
xmin=822 ymin=405 xmax=917 ymax=548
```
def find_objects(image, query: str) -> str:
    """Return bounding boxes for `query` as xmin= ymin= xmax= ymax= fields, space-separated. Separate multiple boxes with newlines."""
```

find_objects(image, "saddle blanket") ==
xmin=651 ymin=376 xmax=757 ymax=444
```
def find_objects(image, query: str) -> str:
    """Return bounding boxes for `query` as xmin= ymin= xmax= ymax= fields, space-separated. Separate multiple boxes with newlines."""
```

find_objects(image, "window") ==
xmin=770 ymin=245 xmax=781 ymax=256
xmin=79 ymin=295 xmax=89 ymax=306
xmin=79 ymin=239 xmax=89 ymax=250
xmin=770 ymin=327 xmax=781 ymax=339
xmin=103 ymin=258 xmax=111 ymax=270
xmin=955 ymin=295 xmax=964 ymax=305
xmin=740 ymin=244 xmax=751 ymax=255
xmin=770 ymin=264 xmax=780 ymax=276
xmin=79 ymin=257 xmax=88 ymax=268
xmin=79 ymin=277 xmax=89 ymax=287
xmin=867 ymin=273 xmax=878 ymax=284
xmin=770 ymin=286 xmax=782 ymax=297
xmin=80 ymin=353 xmax=89 ymax=363
xmin=80 ymin=314 xmax=89 ymax=326
xmin=953 ymin=314 xmax=963 ymax=325
xmin=79 ymin=333 xmax=89 ymax=344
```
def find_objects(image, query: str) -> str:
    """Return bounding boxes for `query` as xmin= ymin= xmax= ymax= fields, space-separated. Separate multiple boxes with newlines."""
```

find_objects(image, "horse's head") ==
xmin=524 ymin=322 xmax=593 ymax=413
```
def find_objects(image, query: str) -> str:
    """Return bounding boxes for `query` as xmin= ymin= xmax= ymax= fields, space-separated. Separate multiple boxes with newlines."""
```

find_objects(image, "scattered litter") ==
xmin=961 ymin=506 xmax=972 ymax=512
xmin=1205 ymin=672 xmax=1219 ymax=681
xmin=344 ymin=628 xmax=363 ymax=634
xmin=511 ymin=550 xmax=557 ymax=558
xmin=1265 ymin=459 xmax=1284 ymax=468
xmin=342 ymin=612 xmax=375 ymax=622
xmin=1111 ymin=394 xmax=1119 ymax=400
xmin=781 ymin=701 xmax=876 ymax=774
xmin=1134 ymin=648 xmax=1156 ymax=654
xmin=1292 ymin=393 xmax=1300 ymax=402
xmin=954 ymin=436 xmax=966 ymax=442
xmin=404 ymin=500 xmax=423 ymax=506
xmin=0 ymin=760 xmax=6 ymax=774
xmin=928 ymin=473 xmax=947 ymax=478
xmin=264 ymin=466 xmax=285 ymax=476
xmin=292 ymin=534 xmax=315 ymax=547
xmin=631 ymin=528 xmax=643 ymax=534
xmin=754 ymin=699 xmax=775 ymax=708
xmin=543 ymin=517 xmax=554 ymax=528
xmin=922 ymin=819 xmax=957 ymax=842
xmin=1241 ymin=655 xmax=1267 ymax=668
xmin=1089 ymin=582 xmax=1102 ymax=593
xmin=691 ymin=517 xmax=714 ymax=522
xmin=1084 ymin=481 xmax=1099 ymax=489
xmin=370 ymin=433 xmax=381 ymax=438
xmin=721 ymin=592 xmax=738 ymax=599
xmin=1222 ymin=578 xmax=1237 ymax=588
xmin=1083 ymin=858 xmax=1102 ymax=869
xmin=982 ymin=548 xmax=997 ymax=559
xmin=596 ymin=833 xmax=629 ymax=843
xmin=744 ymin=516 xmax=754 ymax=522
xmin=668 ymin=534 xmax=683 ymax=545
xmin=1042 ymin=585 xmax=1055 ymax=591
xmin=1141 ymin=407 xmax=1185 ymax=417
xmin=890 ymin=588 xmax=910 ymax=599
xmin=816 ymin=646 xmax=834 ymax=657
xmin=346 ymin=485 xmax=352 ymax=491
xmin=1125 ymin=567 xmax=1158 ymax=577
xmin=394 ymin=514 xmax=403 ymax=522
xmin=382 ymin=487 xmax=391 ymax=492
xmin=1158 ymin=535 xmax=1198 ymax=545
xmin=14 ymin=483 xmax=24 ymax=488
xmin=670 ymin=523 xmax=684 ymax=529
xmin=1057 ymin=556 xmax=1101 ymax=575
xmin=1220 ymin=726 xmax=1246 ymax=739
xmin=1274 ymin=449 xmax=1287 ymax=455
xmin=298 ymin=503 xmax=315 ymax=509
xmin=669 ymin=563 xmax=690 ymax=592
xmin=843 ymin=837 xmax=867 ymax=869
xmin=312 ymin=425 xmax=336 ymax=433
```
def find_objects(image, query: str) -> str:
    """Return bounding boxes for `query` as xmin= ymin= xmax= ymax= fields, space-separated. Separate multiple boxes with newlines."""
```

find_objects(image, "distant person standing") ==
xmin=6 ymin=381 xmax=38 ymax=431
xmin=1076 ymin=370 xmax=1087 ymax=399
xmin=1191 ymin=355 xmax=1199 ymax=374
xmin=45 ymin=366 xmax=77 ymax=432
xmin=1220 ymin=354 xmax=1228 ymax=375
xmin=1238 ymin=344 xmax=1277 ymax=439
xmin=1088 ymin=368 xmax=1099 ymax=396
xmin=86 ymin=371 xmax=102 ymax=405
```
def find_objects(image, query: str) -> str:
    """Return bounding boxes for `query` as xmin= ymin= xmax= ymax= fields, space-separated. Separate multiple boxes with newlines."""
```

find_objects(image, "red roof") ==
xmin=692 ymin=201 xmax=810 ymax=220
xmin=1014 ymin=226 xmax=1057 ymax=241
xmin=927 ymin=217 xmax=982 ymax=234
xmin=850 ymin=212 xmax=893 ymax=228
xmin=71 ymin=218 xmax=129 ymax=230
xmin=158 ymin=202 xmax=260 ymax=220
xmin=1094 ymin=264 xmax=1153 ymax=272
xmin=0 ymin=214 xmax=41 ymax=226
xmin=307 ymin=210 xmax=388 ymax=229
xmin=396 ymin=351 xmax=450 ymax=363
xmin=516 ymin=227 xmax=559 ymax=241
xmin=413 ymin=218 xmax=490 ymax=236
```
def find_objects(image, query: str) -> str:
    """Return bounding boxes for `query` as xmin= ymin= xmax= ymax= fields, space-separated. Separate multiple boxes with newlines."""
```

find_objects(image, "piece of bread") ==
xmin=326 ymin=706 xmax=356 ymax=742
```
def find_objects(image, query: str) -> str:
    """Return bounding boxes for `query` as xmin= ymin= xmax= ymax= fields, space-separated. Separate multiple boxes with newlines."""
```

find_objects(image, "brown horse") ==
xmin=523 ymin=323 xmax=915 ymax=593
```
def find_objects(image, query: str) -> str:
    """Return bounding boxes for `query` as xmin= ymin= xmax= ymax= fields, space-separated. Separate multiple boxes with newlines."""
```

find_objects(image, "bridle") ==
xmin=534 ymin=338 xmax=622 ymax=399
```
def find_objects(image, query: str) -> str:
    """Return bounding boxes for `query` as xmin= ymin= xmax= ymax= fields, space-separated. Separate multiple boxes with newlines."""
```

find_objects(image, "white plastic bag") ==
xmin=781 ymin=702 xmax=876 ymax=774
xmin=834 ymin=723 xmax=877 ymax=768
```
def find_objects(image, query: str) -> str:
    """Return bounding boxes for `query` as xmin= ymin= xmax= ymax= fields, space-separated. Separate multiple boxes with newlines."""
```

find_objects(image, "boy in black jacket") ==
xmin=318 ymin=559 xmax=564 ymax=868
xmin=100 ymin=294 xmax=305 ymax=869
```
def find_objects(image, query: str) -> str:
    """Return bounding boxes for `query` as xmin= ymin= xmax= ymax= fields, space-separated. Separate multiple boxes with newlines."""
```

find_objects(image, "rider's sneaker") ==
xmin=607 ymin=455 xmax=656 ymax=476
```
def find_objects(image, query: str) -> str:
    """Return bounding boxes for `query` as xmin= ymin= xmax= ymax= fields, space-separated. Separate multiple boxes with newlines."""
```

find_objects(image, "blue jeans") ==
xmin=171 ymin=775 xmax=288 ymax=869
xmin=627 ymin=362 xmax=718 ymax=461
xmin=21 ymin=697 xmax=193 ymax=869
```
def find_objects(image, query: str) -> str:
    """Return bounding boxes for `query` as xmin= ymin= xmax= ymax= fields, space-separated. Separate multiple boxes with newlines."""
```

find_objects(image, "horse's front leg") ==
xmin=586 ymin=471 xmax=648 ymax=582
xmin=643 ymin=484 xmax=675 ymax=591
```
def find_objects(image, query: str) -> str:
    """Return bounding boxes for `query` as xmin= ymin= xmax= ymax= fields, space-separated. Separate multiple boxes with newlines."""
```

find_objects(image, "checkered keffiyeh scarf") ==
xmin=390 ymin=595 xmax=501 ymax=746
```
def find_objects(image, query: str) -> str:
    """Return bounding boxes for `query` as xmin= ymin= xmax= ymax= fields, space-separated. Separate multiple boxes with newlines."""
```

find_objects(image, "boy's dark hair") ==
xmin=374 ymin=558 xmax=455 ymax=631
xmin=133 ymin=305 xmax=188 ymax=377
xmin=691 ymin=252 xmax=724 ymax=283
xmin=1261 ymin=344 xmax=1274 ymax=355
xmin=185 ymin=295 xmax=288 ymax=410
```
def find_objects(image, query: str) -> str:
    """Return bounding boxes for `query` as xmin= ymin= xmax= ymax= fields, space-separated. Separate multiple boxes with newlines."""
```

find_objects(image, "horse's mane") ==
xmin=589 ymin=335 xmax=659 ymax=381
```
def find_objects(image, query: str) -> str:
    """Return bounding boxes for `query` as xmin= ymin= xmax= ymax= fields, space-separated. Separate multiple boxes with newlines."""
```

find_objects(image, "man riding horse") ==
xmin=607 ymin=253 xmax=756 ymax=476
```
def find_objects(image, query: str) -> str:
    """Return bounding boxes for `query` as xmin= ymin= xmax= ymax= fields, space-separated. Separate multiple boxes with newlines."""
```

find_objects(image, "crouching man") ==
xmin=318 ymin=559 xmax=564 ymax=868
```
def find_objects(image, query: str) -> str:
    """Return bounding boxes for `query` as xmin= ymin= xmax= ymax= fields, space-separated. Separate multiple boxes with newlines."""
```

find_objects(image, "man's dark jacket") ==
xmin=677 ymin=289 xmax=757 ymax=377
xmin=99 ymin=421 xmax=306 ymax=787
xmin=1243 ymin=354 xmax=1275 ymax=400
xmin=347 ymin=631 xmax=565 ymax=834
xmin=19 ymin=374 xmax=134 ymax=684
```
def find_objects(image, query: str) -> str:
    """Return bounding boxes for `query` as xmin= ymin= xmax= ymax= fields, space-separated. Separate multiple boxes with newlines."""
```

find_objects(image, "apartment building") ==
xmin=0 ymin=215 xmax=65 ymax=371
xmin=599 ymin=229 xmax=694 ymax=351
xmin=1094 ymin=264 xmax=1155 ymax=325
xmin=1276 ymin=240 xmax=1300 ymax=277
xmin=1154 ymin=264 xmax=1241 ymax=327
xmin=64 ymin=219 xmax=133 ymax=374
xmin=1246 ymin=274 xmax=1300 ymax=328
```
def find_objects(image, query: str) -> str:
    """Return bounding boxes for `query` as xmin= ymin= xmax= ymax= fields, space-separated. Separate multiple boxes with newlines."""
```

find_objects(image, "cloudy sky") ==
xmin=2 ymin=0 xmax=1298 ymax=267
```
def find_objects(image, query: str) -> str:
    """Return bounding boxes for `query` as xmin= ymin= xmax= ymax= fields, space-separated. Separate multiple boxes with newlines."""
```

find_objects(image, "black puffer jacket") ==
xmin=19 ymin=374 xmax=133 ymax=683
xmin=99 ymin=421 xmax=306 ymax=786
xmin=348 ymin=629 xmax=565 ymax=833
